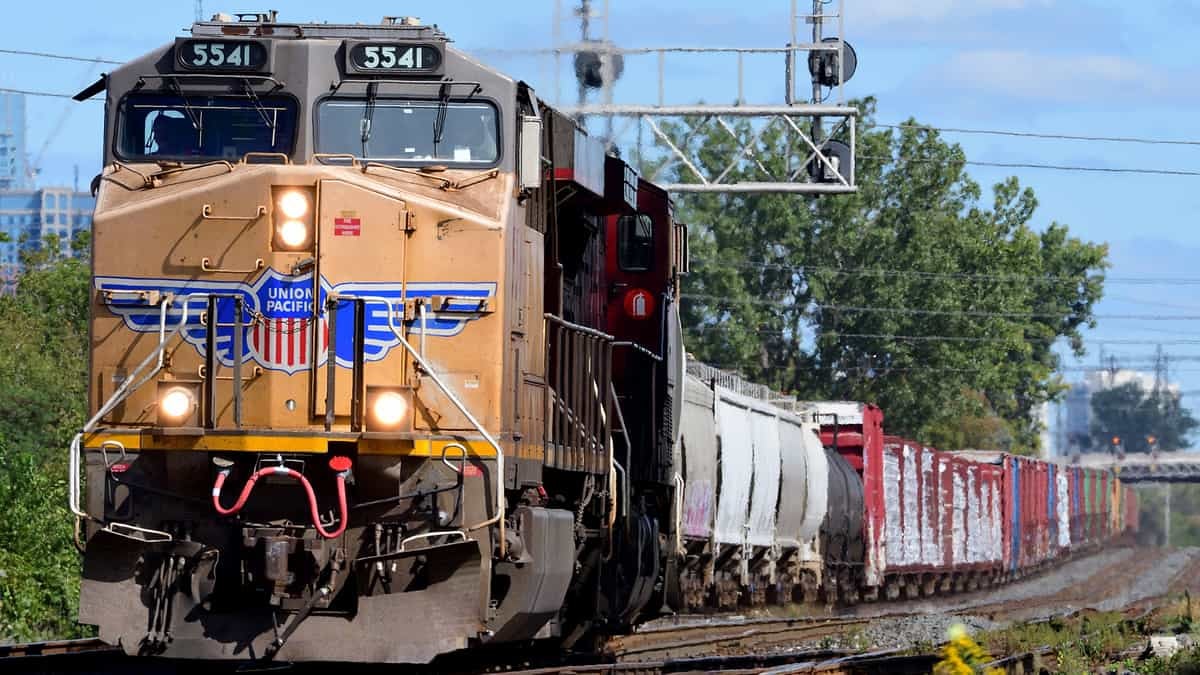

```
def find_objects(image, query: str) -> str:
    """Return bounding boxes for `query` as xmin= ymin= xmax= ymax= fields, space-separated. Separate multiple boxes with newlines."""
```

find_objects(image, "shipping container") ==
xmin=950 ymin=451 xmax=1006 ymax=574
xmin=876 ymin=439 xmax=1004 ymax=576
xmin=990 ymin=455 xmax=1057 ymax=574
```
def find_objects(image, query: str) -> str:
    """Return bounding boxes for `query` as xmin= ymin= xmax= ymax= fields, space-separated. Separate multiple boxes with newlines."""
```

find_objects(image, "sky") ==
xmin=4 ymin=0 xmax=1199 ymax=447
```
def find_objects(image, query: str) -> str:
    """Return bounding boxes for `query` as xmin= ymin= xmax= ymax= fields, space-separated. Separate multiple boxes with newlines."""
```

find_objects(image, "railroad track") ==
xmin=8 ymin=549 xmax=1194 ymax=674
xmin=607 ymin=616 xmax=877 ymax=661
xmin=0 ymin=643 xmax=935 ymax=675
xmin=507 ymin=650 xmax=939 ymax=675
xmin=0 ymin=637 xmax=117 ymax=659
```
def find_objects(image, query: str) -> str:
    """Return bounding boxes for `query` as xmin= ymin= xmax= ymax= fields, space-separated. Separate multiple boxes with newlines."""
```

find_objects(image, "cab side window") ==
xmin=618 ymin=213 xmax=654 ymax=271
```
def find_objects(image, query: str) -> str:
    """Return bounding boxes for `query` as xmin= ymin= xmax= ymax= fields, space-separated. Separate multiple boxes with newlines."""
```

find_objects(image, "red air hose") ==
xmin=211 ymin=458 xmax=351 ymax=539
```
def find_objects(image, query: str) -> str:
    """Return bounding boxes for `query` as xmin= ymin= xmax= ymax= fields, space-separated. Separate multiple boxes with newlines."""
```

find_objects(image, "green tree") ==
xmin=668 ymin=99 xmax=1107 ymax=452
xmin=1090 ymin=381 xmax=1197 ymax=454
xmin=0 ymin=232 xmax=92 ymax=641
xmin=0 ymin=233 xmax=91 ymax=455
xmin=0 ymin=441 xmax=84 ymax=640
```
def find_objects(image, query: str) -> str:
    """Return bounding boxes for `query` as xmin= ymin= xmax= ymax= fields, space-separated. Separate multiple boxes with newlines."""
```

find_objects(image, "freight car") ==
xmin=66 ymin=11 xmax=1136 ymax=666
xmin=671 ymin=381 xmax=1138 ymax=608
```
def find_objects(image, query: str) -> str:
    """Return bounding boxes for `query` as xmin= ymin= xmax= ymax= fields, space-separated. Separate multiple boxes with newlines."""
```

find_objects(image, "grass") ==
xmin=979 ymin=610 xmax=1140 ymax=672
xmin=974 ymin=594 xmax=1200 ymax=673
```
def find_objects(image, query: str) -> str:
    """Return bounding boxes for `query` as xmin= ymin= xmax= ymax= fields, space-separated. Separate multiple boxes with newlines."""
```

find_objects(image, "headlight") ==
xmin=278 ymin=220 xmax=309 ymax=248
xmin=278 ymin=190 xmax=309 ymax=219
xmin=372 ymin=392 xmax=407 ymax=427
xmin=366 ymin=387 xmax=413 ymax=431
xmin=271 ymin=186 xmax=315 ymax=251
xmin=160 ymin=387 xmax=195 ymax=420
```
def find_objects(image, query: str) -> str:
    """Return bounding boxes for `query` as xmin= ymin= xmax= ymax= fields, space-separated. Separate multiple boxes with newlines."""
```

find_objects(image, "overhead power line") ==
xmin=826 ymin=334 xmax=1200 ymax=346
xmin=689 ymin=258 xmax=1193 ymax=285
xmin=0 ymin=48 xmax=122 ymax=65
xmin=0 ymin=48 xmax=1193 ymax=146
xmin=0 ymin=47 xmax=1199 ymax=152
xmin=0 ymin=87 xmax=85 ymax=100
xmin=681 ymin=294 xmax=1200 ymax=321
xmin=696 ymin=325 xmax=1200 ymax=346
xmin=0 ymin=48 xmax=1199 ymax=156
xmin=693 ymin=362 xmax=1200 ymax=379
xmin=879 ymin=123 xmax=1200 ymax=148
xmin=4 ymin=48 xmax=1200 ymax=178
xmin=860 ymin=154 xmax=1200 ymax=178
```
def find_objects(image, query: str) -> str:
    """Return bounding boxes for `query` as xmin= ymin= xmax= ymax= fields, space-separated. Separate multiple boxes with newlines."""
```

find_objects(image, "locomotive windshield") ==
xmin=316 ymin=98 xmax=499 ymax=166
xmin=116 ymin=93 xmax=298 ymax=161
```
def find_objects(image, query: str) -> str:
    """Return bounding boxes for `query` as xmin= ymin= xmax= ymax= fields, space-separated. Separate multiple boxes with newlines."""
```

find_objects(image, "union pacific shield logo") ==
xmin=96 ymin=268 xmax=495 ymax=375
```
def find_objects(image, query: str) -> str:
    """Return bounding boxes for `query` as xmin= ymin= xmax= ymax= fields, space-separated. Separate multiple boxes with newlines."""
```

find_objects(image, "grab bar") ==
xmin=201 ymin=204 xmax=266 ymax=221
xmin=69 ymin=293 xmax=210 ymax=527
xmin=201 ymin=257 xmax=264 ymax=274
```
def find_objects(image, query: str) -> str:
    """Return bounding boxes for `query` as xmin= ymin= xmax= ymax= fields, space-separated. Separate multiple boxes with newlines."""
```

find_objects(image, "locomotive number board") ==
xmin=176 ymin=39 xmax=269 ymax=72
xmin=346 ymin=42 xmax=443 ymax=75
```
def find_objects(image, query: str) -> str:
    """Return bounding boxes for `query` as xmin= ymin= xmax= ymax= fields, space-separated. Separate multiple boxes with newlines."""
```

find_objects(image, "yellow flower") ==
xmin=934 ymin=625 xmax=1001 ymax=674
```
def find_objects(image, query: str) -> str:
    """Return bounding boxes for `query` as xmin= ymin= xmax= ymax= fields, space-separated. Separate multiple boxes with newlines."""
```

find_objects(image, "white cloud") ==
xmin=931 ymin=49 xmax=1170 ymax=103
xmin=852 ymin=0 xmax=1054 ymax=28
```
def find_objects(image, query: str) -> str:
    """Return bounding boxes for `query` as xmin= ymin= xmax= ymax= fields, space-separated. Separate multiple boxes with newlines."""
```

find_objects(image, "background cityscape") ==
xmin=0 ymin=92 xmax=94 ymax=289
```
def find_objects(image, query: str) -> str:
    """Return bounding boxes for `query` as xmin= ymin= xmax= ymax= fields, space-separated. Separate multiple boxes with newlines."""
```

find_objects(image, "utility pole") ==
xmin=808 ymin=0 xmax=824 ymax=144
xmin=1153 ymin=344 xmax=1166 ymax=396
xmin=195 ymin=0 xmax=204 ymax=22
xmin=1164 ymin=483 xmax=1172 ymax=548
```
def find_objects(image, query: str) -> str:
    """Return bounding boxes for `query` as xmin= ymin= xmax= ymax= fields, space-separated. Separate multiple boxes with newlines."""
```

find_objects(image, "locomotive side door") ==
xmin=310 ymin=179 xmax=408 ymax=423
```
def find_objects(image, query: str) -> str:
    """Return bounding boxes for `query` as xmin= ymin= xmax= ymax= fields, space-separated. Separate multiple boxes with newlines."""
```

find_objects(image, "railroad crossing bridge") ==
xmin=1056 ymin=451 xmax=1200 ymax=483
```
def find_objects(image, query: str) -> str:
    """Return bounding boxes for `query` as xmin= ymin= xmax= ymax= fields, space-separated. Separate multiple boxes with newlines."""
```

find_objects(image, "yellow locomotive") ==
xmin=73 ymin=12 xmax=684 ymax=663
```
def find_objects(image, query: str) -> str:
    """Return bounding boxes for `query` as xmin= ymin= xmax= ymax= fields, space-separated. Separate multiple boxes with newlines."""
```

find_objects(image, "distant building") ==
xmin=0 ymin=93 xmax=94 ymax=289
xmin=0 ymin=188 xmax=96 ymax=287
xmin=1034 ymin=401 xmax=1052 ymax=459
xmin=0 ymin=93 xmax=30 ymax=190
xmin=1061 ymin=368 xmax=1179 ymax=454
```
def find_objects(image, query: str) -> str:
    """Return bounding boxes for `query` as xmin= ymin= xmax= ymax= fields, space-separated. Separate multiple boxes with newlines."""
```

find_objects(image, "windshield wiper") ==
xmin=167 ymin=78 xmax=202 ymax=134
xmin=452 ymin=169 xmax=501 ymax=190
xmin=360 ymin=81 xmax=378 ymax=157
xmin=432 ymin=82 xmax=451 ymax=150
xmin=240 ymin=78 xmax=275 ymax=131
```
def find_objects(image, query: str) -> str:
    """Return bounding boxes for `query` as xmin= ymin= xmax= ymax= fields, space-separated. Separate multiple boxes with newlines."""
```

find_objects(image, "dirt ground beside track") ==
xmin=834 ymin=545 xmax=1200 ymax=651
xmin=638 ymin=545 xmax=1200 ymax=654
